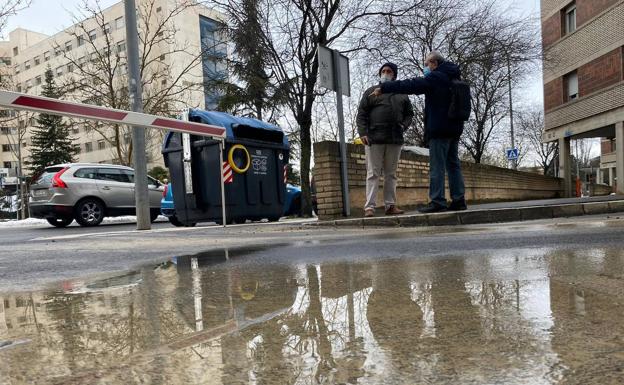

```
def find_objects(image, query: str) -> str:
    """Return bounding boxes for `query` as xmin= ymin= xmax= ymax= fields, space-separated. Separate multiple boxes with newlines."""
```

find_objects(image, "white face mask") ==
xmin=379 ymin=74 xmax=393 ymax=83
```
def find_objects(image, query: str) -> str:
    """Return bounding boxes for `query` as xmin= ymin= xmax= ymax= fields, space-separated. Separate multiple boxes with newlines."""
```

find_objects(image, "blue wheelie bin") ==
xmin=162 ymin=110 xmax=290 ymax=225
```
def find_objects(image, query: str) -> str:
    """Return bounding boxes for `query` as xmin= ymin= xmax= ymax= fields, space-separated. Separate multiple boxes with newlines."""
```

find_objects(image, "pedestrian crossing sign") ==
xmin=506 ymin=148 xmax=519 ymax=160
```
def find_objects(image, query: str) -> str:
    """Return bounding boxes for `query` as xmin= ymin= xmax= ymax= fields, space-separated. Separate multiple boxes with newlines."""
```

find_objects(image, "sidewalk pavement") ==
xmin=313 ymin=195 xmax=624 ymax=228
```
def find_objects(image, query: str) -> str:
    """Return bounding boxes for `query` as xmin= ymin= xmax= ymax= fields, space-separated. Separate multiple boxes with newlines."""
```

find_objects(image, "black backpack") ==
xmin=448 ymin=79 xmax=471 ymax=121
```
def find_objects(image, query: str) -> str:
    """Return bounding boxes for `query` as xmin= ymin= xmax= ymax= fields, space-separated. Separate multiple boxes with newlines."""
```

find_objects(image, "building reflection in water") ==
xmin=1 ymin=246 xmax=624 ymax=383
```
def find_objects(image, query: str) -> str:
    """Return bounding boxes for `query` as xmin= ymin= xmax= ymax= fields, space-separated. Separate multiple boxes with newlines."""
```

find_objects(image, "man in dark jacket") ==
xmin=357 ymin=62 xmax=414 ymax=217
xmin=371 ymin=51 xmax=467 ymax=213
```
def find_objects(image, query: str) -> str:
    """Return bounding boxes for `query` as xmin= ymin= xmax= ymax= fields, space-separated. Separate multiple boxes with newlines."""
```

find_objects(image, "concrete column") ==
xmin=559 ymin=137 xmax=572 ymax=197
xmin=609 ymin=167 xmax=615 ymax=187
xmin=616 ymin=122 xmax=624 ymax=194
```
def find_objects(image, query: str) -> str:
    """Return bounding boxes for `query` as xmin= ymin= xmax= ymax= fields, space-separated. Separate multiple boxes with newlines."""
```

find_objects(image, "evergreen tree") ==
xmin=27 ymin=67 xmax=79 ymax=177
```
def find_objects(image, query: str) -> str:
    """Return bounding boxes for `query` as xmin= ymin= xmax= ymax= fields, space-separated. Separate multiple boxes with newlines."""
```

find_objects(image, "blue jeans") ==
xmin=428 ymin=138 xmax=465 ymax=207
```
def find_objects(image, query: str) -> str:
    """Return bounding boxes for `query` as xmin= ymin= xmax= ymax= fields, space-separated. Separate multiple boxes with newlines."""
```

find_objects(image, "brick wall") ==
xmin=577 ymin=0 xmax=620 ymax=26
xmin=578 ymin=48 xmax=624 ymax=97
xmin=542 ymin=12 xmax=563 ymax=49
xmin=544 ymin=77 xmax=565 ymax=111
xmin=544 ymin=82 xmax=624 ymax=130
xmin=601 ymin=139 xmax=614 ymax=154
xmin=313 ymin=141 xmax=566 ymax=219
xmin=543 ymin=2 xmax=624 ymax=82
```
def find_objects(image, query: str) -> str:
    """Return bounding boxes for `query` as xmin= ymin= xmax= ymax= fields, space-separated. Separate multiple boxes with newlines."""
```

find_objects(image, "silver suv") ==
xmin=29 ymin=163 xmax=164 ymax=227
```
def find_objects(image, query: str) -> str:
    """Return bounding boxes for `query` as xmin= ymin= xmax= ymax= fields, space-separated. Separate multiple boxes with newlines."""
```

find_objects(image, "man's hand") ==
xmin=370 ymin=88 xmax=382 ymax=97
xmin=360 ymin=136 xmax=369 ymax=146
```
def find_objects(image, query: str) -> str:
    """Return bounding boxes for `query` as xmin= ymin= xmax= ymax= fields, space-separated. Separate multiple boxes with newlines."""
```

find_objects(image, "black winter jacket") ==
xmin=356 ymin=85 xmax=414 ymax=145
xmin=380 ymin=61 xmax=464 ymax=142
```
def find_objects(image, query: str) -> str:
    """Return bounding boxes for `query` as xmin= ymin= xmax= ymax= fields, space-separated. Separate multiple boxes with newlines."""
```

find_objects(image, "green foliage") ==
xmin=27 ymin=67 xmax=79 ymax=178
xmin=148 ymin=166 xmax=169 ymax=182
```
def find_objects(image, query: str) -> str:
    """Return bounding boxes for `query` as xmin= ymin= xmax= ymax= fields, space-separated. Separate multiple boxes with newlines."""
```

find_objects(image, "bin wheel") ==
xmin=216 ymin=217 xmax=234 ymax=225
xmin=169 ymin=215 xmax=196 ymax=227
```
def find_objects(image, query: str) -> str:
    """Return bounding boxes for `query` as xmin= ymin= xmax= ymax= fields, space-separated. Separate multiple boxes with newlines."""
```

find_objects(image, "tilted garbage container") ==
xmin=162 ymin=110 xmax=290 ymax=225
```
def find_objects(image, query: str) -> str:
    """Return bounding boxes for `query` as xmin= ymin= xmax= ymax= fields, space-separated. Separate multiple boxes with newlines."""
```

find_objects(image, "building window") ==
xmin=29 ymin=117 xmax=36 ymax=126
xmin=12 ymin=47 xmax=18 ymax=56
xmin=65 ymin=41 xmax=72 ymax=52
xmin=56 ymin=66 xmax=63 ymax=76
xmin=67 ymin=63 xmax=74 ymax=73
xmin=35 ymin=76 xmax=42 ymax=85
xmin=0 ymin=127 xmax=8 ymax=134
xmin=156 ymin=6 xmax=162 ymax=12
xmin=85 ymin=142 xmax=93 ymax=152
xmin=88 ymin=29 xmax=97 ymax=41
xmin=565 ymin=71 xmax=578 ymax=101
xmin=103 ymin=23 xmax=111 ymax=35
xmin=97 ymin=139 xmax=105 ymax=150
xmin=72 ymin=127 xmax=80 ymax=134
xmin=159 ymin=54 xmax=165 ymax=61
xmin=564 ymin=4 xmax=576 ymax=35
xmin=44 ymin=51 xmax=50 ymax=61
xmin=116 ymin=41 xmax=126 ymax=54
xmin=34 ymin=56 xmax=40 ymax=66
xmin=14 ymin=65 xmax=20 ymax=74
xmin=24 ymin=60 xmax=30 ymax=70
xmin=77 ymin=35 xmax=85 ymax=46
xmin=2 ymin=144 xmax=10 ymax=152
xmin=3 ymin=161 xmax=11 ymax=169
xmin=16 ymin=84 xmax=21 ymax=92
xmin=54 ymin=47 xmax=62 ymax=57
xmin=25 ymin=80 xmax=32 ymax=90
xmin=115 ymin=17 xmax=124 ymax=29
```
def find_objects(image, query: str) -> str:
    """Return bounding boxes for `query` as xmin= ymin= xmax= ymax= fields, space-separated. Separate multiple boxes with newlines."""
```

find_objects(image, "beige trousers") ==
xmin=364 ymin=144 xmax=402 ymax=210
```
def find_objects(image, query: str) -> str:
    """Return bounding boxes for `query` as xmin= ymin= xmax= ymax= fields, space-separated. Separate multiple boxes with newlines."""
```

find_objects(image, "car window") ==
xmin=148 ymin=176 xmax=159 ymax=187
xmin=74 ymin=168 xmax=97 ymax=179
xmin=97 ymin=168 xmax=132 ymax=183
xmin=35 ymin=167 xmax=65 ymax=185
xmin=121 ymin=169 xmax=135 ymax=183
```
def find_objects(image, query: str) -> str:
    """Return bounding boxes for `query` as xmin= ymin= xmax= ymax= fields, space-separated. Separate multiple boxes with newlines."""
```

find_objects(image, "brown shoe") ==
xmin=364 ymin=208 xmax=375 ymax=218
xmin=385 ymin=205 xmax=404 ymax=215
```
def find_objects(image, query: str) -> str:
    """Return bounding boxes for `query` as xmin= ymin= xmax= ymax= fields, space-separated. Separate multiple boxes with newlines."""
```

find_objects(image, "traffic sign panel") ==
xmin=506 ymin=148 xmax=519 ymax=160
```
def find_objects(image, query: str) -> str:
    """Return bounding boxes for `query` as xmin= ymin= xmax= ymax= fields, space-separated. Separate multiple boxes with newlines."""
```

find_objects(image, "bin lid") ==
xmin=189 ymin=109 xmax=288 ymax=147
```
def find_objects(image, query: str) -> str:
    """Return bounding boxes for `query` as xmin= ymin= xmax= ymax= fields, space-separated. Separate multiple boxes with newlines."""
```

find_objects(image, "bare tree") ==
xmin=0 ymin=0 xmax=31 ymax=33
xmin=207 ymin=0 xmax=418 ymax=216
xmin=517 ymin=106 xmax=557 ymax=175
xmin=58 ymin=0 xmax=211 ymax=166
xmin=363 ymin=0 xmax=540 ymax=162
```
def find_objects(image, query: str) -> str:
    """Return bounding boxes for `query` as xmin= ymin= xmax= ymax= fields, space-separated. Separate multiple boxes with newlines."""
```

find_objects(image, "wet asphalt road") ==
xmin=1 ymin=215 xmax=624 ymax=384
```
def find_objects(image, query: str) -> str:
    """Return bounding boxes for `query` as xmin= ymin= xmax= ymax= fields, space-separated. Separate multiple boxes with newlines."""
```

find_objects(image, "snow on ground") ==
xmin=0 ymin=216 xmax=168 ymax=228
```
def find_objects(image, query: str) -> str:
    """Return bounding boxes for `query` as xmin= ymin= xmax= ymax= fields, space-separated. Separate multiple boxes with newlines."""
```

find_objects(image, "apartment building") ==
xmin=0 ymin=0 xmax=226 ymax=182
xmin=541 ymin=0 xmax=624 ymax=196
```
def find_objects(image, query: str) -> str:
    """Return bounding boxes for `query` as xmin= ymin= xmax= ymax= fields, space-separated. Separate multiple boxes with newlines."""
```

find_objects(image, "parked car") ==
xmin=29 ymin=163 xmax=164 ymax=227
xmin=160 ymin=182 xmax=307 ymax=226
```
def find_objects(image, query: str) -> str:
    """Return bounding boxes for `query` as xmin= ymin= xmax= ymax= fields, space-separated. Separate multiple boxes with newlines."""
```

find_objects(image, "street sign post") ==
xmin=318 ymin=45 xmax=351 ymax=216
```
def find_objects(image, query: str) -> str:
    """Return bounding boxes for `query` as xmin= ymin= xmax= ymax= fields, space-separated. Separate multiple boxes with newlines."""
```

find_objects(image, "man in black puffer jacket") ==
xmin=372 ymin=51 xmax=467 ymax=213
xmin=357 ymin=62 xmax=414 ymax=217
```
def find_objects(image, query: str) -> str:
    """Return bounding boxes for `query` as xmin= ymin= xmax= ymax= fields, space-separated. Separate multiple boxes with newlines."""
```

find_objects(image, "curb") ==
xmin=313 ymin=200 xmax=624 ymax=228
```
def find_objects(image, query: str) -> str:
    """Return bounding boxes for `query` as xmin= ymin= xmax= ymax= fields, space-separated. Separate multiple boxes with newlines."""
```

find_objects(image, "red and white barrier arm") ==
xmin=0 ymin=90 xmax=226 ymax=139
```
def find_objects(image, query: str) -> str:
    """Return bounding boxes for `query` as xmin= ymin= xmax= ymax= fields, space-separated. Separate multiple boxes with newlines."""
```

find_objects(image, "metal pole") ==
xmin=507 ymin=55 xmax=516 ymax=170
xmin=16 ymin=126 xmax=23 ymax=220
xmin=218 ymin=139 xmax=227 ymax=227
xmin=125 ymin=0 xmax=150 ymax=230
xmin=332 ymin=49 xmax=350 ymax=217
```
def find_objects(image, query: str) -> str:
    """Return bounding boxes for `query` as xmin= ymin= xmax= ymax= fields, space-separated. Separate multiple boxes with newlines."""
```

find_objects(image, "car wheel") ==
xmin=150 ymin=211 xmax=160 ymax=223
xmin=46 ymin=217 xmax=73 ymax=228
xmin=74 ymin=198 xmax=105 ymax=227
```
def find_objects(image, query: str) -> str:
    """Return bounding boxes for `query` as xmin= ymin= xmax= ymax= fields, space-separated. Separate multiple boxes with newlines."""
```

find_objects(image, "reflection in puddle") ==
xmin=1 ymin=247 xmax=624 ymax=384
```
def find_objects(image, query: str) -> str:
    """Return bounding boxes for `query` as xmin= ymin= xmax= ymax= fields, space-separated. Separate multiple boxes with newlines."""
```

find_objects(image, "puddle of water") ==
xmin=1 ymin=247 xmax=624 ymax=384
